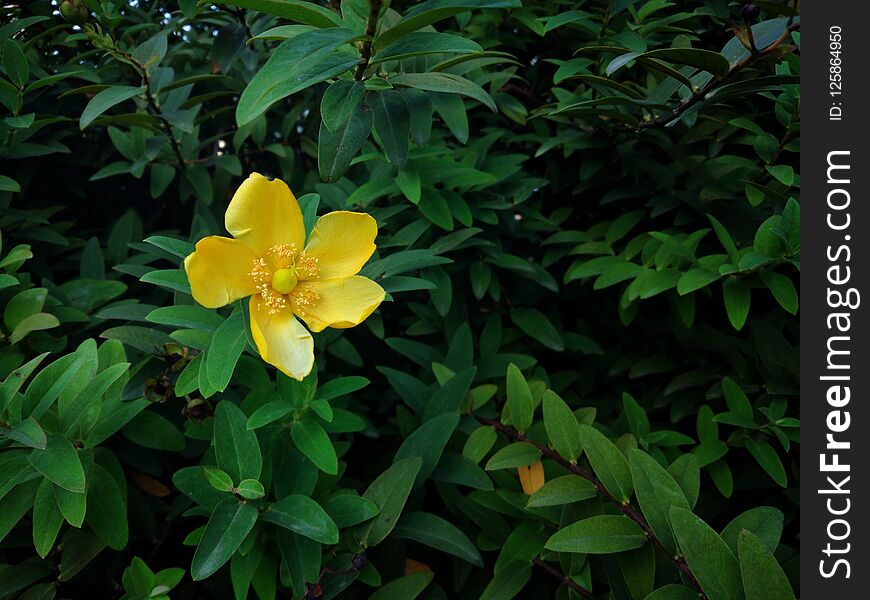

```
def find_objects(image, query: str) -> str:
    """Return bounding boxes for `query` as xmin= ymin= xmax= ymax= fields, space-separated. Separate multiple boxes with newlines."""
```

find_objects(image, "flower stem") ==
xmin=354 ymin=0 xmax=383 ymax=81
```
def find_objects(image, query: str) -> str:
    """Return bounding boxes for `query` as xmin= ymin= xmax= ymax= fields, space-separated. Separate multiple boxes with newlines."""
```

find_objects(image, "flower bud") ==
xmin=60 ymin=0 xmax=88 ymax=25
xmin=740 ymin=3 xmax=759 ymax=22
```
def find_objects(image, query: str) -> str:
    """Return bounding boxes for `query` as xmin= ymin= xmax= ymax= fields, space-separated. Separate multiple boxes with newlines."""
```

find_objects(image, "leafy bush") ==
xmin=0 ymin=1 xmax=799 ymax=599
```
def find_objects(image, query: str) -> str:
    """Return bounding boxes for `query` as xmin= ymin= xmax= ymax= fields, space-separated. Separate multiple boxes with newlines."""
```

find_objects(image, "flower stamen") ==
xmin=250 ymin=245 xmax=320 ymax=315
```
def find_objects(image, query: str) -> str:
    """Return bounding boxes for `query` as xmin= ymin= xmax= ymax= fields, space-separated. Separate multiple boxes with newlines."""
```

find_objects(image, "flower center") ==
xmin=249 ymin=244 xmax=320 ymax=315
xmin=271 ymin=268 xmax=297 ymax=294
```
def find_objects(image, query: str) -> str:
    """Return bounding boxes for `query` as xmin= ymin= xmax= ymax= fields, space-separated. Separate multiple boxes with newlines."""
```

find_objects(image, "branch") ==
xmin=474 ymin=414 xmax=705 ymax=597
xmin=533 ymin=558 xmax=599 ymax=599
xmin=120 ymin=50 xmax=187 ymax=170
xmin=635 ymin=21 xmax=800 ymax=131
xmin=354 ymin=0 xmax=383 ymax=80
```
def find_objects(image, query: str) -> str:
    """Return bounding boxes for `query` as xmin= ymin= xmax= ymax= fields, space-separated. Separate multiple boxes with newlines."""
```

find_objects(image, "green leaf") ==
xmin=511 ymin=308 xmax=564 ymax=351
xmin=315 ymin=376 xmax=370 ymax=401
xmin=55 ymin=487 xmax=86 ymax=528
xmin=393 ymin=511 xmax=483 ymax=566
xmin=214 ymin=401 xmax=263 ymax=482
xmin=372 ymin=32 xmax=483 ymax=64
xmin=205 ymin=312 xmax=247 ymax=392
xmin=390 ymin=72 xmax=496 ymax=112
xmin=291 ymin=419 xmax=337 ymax=475
xmin=546 ymin=515 xmax=647 ymax=554
xmin=760 ymin=270 xmax=798 ymax=314
xmin=32 ymin=479 xmax=63 ymax=559
xmin=85 ymin=464 xmax=128 ymax=550
xmin=372 ymin=90 xmax=411 ymax=167
xmin=28 ymin=434 xmax=85 ymax=493
xmin=139 ymin=269 xmax=191 ymax=294
xmin=246 ymin=401 xmax=293 ymax=430
xmin=146 ymin=305 xmax=223 ymax=331
xmin=2 ymin=39 xmax=29 ymax=87
xmin=723 ymin=277 xmax=750 ymax=330
xmin=526 ymin=475 xmax=598 ymax=507
xmin=478 ymin=562 xmax=532 ymax=600
xmin=204 ymin=467 xmax=235 ymax=492
xmin=235 ymin=479 xmax=265 ymax=500
xmin=463 ymin=425 xmax=497 ymax=464
xmin=505 ymin=363 xmax=533 ymax=432
xmin=744 ymin=438 xmax=787 ymax=487
xmin=236 ymin=28 xmax=360 ymax=126
xmin=144 ymin=235 xmax=194 ymax=259
xmin=321 ymin=79 xmax=365 ymax=131
xmin=218 ymin=0 xmax=344 ymax=27
xmin=318 ymin=101 xmax=373 ymax=182
xmin=277 ymin=530 xmax=321 ymax=595
xmin=667 ymin=454 xmax=700 ymax=509
xmin=80 ymin=86 xmax=145 ymax=129
xmin=358 ymin=457 xmax=422 ymax=547
xmin=484 ymin=442 xmax=539 ymax=470
xmin=640 ymin=48 xmax=730 ymax=77
xmin=173 ymin=466 xmax=227 ymax=511
xmin=578 ymin=424 xmax=633 ymax=502
xmin=393 ymin=413 xmax=459 ymax=485
xmin=707 ymin=214 xmax=740 ymax=265
xmin=721 ymin=377 xmax=753 ymax=418
xmin=191 ymin=500 xmax=258 ymax=581
xmin=0 ymin=479 xmax=38 ymax=543
xmin=670 ymin=507 xmax=744 ymax=600
xmin=0 ymin=174 xmax=20 ymax=192
xmin=628 ymin=449 xmax=689 ymax=554
xmin=262 ymin=494 xmax=338 ymax=544
xmin=326 ymin=494 xmax=379 ymax=527
xmin=493 ymin=522 xmax=547 ymax=574
xmin=376 ymin=0 xmax=522 ymax=47
xmin=542 ymin=390 xmax=581 ymax=462
xmin=1 ymin=417 xmax=46 ymax=449
xmin=677 ymin=268 xmax=720 ymax=295
xmin=4 ymin=287 xmax=46 ymax=331
xmin=643 ymin=585 xmax=700 ymax=600
xmin=368 ymin=572 xmax=434 ymax=600
xmin=737 ymin=530 xmax=795 ymax=600
xmin=123 ymin=410 xmax=186 ymax=451
xmin=720 ymin=507 xmax=784 ymax=555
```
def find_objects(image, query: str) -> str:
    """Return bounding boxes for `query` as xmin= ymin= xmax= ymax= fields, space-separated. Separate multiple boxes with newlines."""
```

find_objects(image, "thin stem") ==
xmin=120 ymin=49 xmax=187 ymax=170
xmin=354 ymin=0 xmax=382 ymax=80
xmin=633 ymin=21 xmax=800 ymax=131
xmin=532 ymin=558 xmax=598 ymax=599
xmin=474 ymin=414 xmax=705 ymax=597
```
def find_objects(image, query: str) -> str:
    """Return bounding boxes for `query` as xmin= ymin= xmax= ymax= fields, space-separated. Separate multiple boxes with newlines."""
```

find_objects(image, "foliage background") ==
xmin=0 ymin=1 xmax=800 ymax=599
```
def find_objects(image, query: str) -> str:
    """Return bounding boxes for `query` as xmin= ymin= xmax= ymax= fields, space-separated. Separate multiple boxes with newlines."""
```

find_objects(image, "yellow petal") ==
xmin=183 ymin=236 xmax=258 ymax=309
xmin=295 ymin=276 xmax=385 ymax=333
xmin=225 ymin=173 xmax=305 ymax=255
xmin=518 ymin=462 xmax=545 ymax=495
xmin=304 ymin=211 xmax=377 ymax=279
xmin=249 ymin=296 xmax=314 ymax=380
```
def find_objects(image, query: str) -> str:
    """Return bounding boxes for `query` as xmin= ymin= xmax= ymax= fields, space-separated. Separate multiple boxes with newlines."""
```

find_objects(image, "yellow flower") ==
xmin=184 ymin=173 xmax=385 ymax=380
xmin=517 ymin=461 xmax=545 ymax=495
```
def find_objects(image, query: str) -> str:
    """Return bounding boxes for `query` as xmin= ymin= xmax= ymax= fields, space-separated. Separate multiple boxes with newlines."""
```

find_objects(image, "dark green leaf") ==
xmin=191 ymin=500 xmax=258 ymax=581
xmin=546 ymin=515 xmax=647 ymax=554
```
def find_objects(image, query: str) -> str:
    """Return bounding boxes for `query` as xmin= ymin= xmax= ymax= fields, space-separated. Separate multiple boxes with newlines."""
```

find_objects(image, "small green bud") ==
xmin=60 ymin=0 xmax=88 ymax=25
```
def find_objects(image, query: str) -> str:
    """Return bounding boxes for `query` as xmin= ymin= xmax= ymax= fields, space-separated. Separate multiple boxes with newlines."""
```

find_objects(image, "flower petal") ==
xmin=304 ymin=211 xmax=377 ymax=279
xmin=225 ymin=172 xmax=306 ymax=255
xmin=184 ymin=236 xmax=258 ymax=309
xmin=249 ymin=296 xmax=314 ymax=380
xmin=295 ymin=276 xmax=385 ymax=333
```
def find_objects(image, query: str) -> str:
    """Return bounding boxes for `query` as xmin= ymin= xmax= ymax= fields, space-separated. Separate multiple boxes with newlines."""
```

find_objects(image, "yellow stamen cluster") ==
xmin=249 ymin=244 xmax=320 ymax=315
xmin=292 ymin=287 xmax=319 ymax=317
